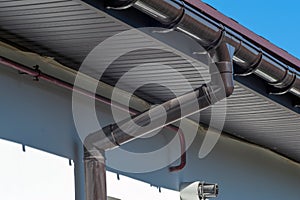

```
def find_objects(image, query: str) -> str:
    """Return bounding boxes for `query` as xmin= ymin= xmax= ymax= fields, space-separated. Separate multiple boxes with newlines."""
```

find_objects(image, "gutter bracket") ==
xmin=153 ymin=1 xmax=185 ymax=33
xmin=32 ymin=65 xmax=41 ymax=81
xmin=235 ymin=50 xmax=263 ymax=76
xmin=105 ymin=0 xmax=138 ymax=10
xmin=204 ymin=26 xmax=226 ymax=52
xmin=268 ymin=73 xmax=297 ymax=95
xmin=165 ymin=1 xmax=185 ymax=30
xmin=269 ymin=66 xmax=295 ymax=87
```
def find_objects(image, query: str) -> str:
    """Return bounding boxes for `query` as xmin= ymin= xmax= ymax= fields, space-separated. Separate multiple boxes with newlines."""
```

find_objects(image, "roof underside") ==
xmin=0 ymin=0 xmax=300 ymax=162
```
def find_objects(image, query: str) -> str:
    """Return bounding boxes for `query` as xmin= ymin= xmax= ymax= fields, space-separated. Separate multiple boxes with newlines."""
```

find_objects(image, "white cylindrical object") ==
xmin=180 ymin=182 xmax=201 ymax=200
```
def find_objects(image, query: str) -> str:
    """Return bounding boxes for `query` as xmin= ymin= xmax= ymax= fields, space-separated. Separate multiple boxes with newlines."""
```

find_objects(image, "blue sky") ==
xmin=202 ymin=0 xmax=300 ymax=59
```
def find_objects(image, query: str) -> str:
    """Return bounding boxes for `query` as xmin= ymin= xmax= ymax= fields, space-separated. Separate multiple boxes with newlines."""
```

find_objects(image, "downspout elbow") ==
xmin=84 ymin=125 xmax=120 ymax=152
xmin=209 ymin=42 xmax=235 ymax=100
xmin=216 ymin=61 xmax=234 ymax=97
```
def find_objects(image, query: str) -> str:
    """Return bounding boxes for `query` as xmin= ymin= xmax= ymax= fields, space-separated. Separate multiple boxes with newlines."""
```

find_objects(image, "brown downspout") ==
xmin=83 ymin=42 xmax=234 ymax=200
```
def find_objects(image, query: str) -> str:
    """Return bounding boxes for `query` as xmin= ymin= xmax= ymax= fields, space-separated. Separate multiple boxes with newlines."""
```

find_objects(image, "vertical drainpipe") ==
xmin=84 ymin=149 xmax=107 ymax=200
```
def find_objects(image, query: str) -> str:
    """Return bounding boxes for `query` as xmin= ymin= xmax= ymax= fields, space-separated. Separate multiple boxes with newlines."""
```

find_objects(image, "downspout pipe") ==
xmin=84 ymin=149 xmax=107 ymax=200
xmin=105 ymin=0 xmax=300 ymax=99
xmin=85 ymin=42 xmax=234 ymax=150
xmin=84 ymin=42 xmax=234 ymax=200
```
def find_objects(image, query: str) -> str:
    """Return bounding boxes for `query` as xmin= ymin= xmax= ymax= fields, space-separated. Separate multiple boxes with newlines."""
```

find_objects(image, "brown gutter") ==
xmin=184 ymin=0 xmax=300 ymax=70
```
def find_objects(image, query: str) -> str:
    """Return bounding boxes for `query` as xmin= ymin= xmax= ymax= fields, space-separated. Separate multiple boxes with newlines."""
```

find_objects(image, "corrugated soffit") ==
xmin=0 ymin=0 xmax=299 ymax=162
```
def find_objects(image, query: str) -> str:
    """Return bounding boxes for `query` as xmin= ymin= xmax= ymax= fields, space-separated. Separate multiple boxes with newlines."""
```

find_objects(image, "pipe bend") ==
xmin=217 ymin=62 xmax=234 ymax=97
xmin=84 ymin=125 xmax=119 ymax=152
xmin=210 ymin=42 xmax=235 ymax=99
